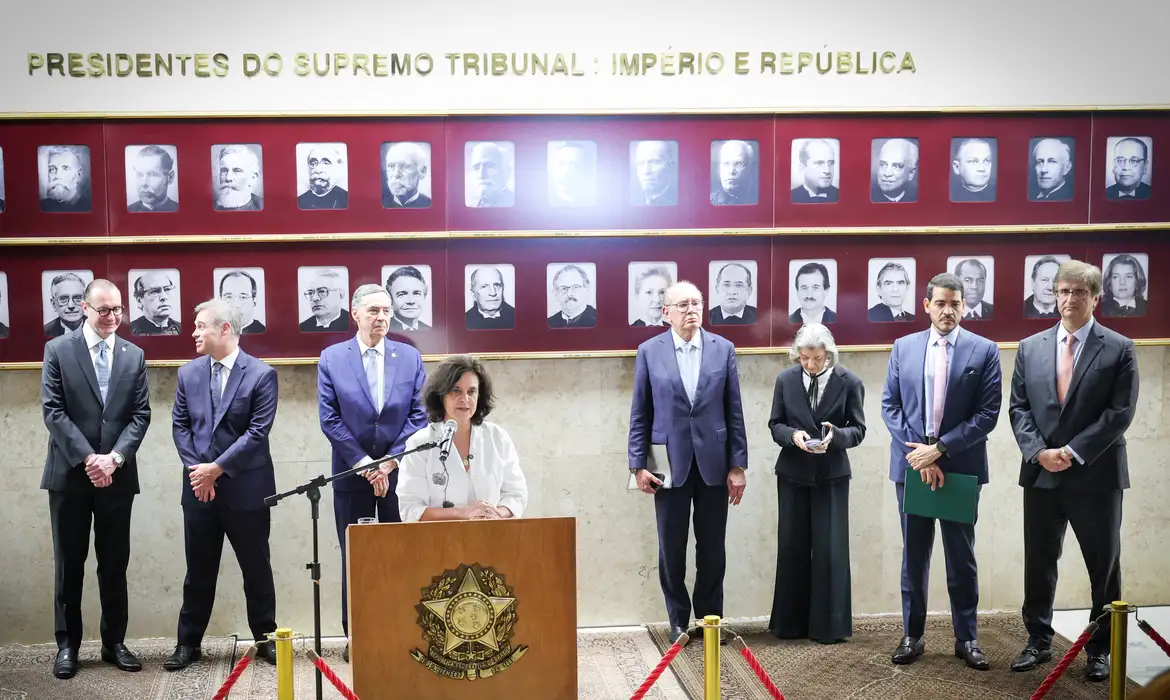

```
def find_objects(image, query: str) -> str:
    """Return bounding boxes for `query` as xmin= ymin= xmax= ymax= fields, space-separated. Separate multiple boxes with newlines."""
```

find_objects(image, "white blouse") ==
xmin=396 ymin=421 xmax=529 ymax=523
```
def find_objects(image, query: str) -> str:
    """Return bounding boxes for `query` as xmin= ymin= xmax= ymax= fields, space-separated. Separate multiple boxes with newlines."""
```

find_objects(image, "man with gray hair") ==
xmin=298 ymin=144 xmax=348 ymax=210
xmin=300 ymin=268 xmax=350 ymax=332
xmin=548 ymin=263 xmax=596 ymax=328
xmin=317 ymin=283 xmax=427 ymax=661
xmin=1030 ymin=138 xmax=1074 ymax=201
xmin=213 ymin=145 xmax=263 ymax=211
xmin=382 ymin=142 xmax=432 ymax=208
xmin=467 ymin=266 xmax=515 ymax=329
xmin=41 ymin=145 xmax=92 ymax=213
xmin=710 ymin=140 xmax=758 ymax=206
xmin=128 ymin=145 xmax=178 ymax=212
xmin=44 ymin=272 xmax=89 ymax=337
xmin=872 ymin=138 xmax=919 ymax=203
xmin=164 ymin=298 xmax=279 ymax=670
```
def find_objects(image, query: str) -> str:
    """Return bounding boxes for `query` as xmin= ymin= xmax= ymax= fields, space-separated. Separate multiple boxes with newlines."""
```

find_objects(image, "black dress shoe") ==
xmin=53 ymin=648 xmax=78 ymax=679
xmin=892 ymin=636 xmax=925 ymax=665
xmin=101 ymin=643 xmax=142 ymax=672
xmin=1085 ymin=654 xmax=1109 ymax=682
xmin=1010 ymin=646 xmax=1053 ymax=671
xmin=669 ymin=626 xmax=688 ymax=645
xmin=954 ymin=640 xmax=990 ymax=670
xmin=342 ymin=643 xmax=349 ymax=663
xmin=255 ymin=640 xmax=277 ymax=666
xmin=815 ymin=638 xmax=846 ymax=645
xmin=163 ymin=645 xmax=202 ymax=671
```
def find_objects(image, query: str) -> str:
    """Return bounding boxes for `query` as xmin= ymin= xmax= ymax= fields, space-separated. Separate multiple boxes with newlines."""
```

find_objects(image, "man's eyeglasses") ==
xmin=1055 ymin=288 xmax=1091 ymax=300
xmin=556 ymin=284 xmax=585 ymax=295
xmin=94 ymin=306 xmax=124 ymax=317
xmin=54 ymin=294 xmax=84 ymax=306
xmin=220 ymin=293 xmax=254 ymax=302
xmin=1114 ymin=157 xmax=1146 ymax=168
xmin=670 ymin=301 xmax=703 ymax=311
xmin=142 ymin=285 xmax=174 ymax=298
xmin=304 ymin=287 xmax=337 ymax=299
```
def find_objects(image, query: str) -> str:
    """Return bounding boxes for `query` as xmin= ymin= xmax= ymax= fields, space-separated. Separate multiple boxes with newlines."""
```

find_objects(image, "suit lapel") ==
xmin=71 ymin=330 xmax=101 ymax=404
xmin=908 ymin=331 xmax=929 ymax=431
xmin=657 ymin=334 xmax=687 ymax=405
xmin=814 ymin=367 xmax=844 ymax=421
xmin=191 ymin=355 xmax=212 ymax=425
xmin=345 ymin=339 xmax=376 ymax=410
xmin=692 ymin=331 xmax=720 ymax=405
xmin=1062 ymin=325 xmax=1104 ymax=413
xmin=213 ymin=353 xmax=247 ymax=429
xmin=1036 ymin=327 xmax=1059 ymax=404
xmin=379 ymin=342 xmax=400 ymax=415
xmin=103 ymin=335 xmax=130 ymax=413
xmin=943 ymin=332 xmax=977 ymax=419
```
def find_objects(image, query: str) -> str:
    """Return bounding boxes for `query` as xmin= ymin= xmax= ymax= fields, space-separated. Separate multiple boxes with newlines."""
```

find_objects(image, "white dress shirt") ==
xmin=82 ymin=322 xmax=116 ymax=376
xmin=210 ymin=347 xmax=239 ymax=395
xmin=671 ymin=328 xmax=703 ymax=405
xmin=801 ymin=365 xmax=832 ymax=406
xmin=396 ymin=421 xmax=529 ymax=522
xmin=923 ymin=325 xmax=960 ymax=439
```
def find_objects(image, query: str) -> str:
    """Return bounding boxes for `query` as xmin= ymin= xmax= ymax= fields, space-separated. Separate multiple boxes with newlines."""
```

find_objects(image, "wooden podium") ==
xmin=346 ymin=516 xmax=577 ymax=699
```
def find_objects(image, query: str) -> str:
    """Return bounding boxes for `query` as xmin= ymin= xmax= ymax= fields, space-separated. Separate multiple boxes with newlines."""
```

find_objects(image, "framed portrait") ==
xmin=709 ymin=139 xmax=759 ymax=206
xmin=1028 ymin=137 xmax=1076 ymax=202
xmin=1022 ymin=254 xmax=1070 ymax=319
xmin=296 ymin=142 xmax=348 ymax=210
xmin=630 ymin=140 xmax=679 ymax=206
xmin=949 ymin=137 xmax=997 ymax=203
xmin=790 ymin=138 xmax=840 ymax=203
xmin=1101 ymin=252 xmax=1149 ymax=318
xmin=547 ymin=140 xmax=597 ymax=207
xmin=297 ymin=266 xmax=351 ymax=333
xmin=870 ymin=138 xmax=919 ymax=203
xmin=0 ymin=271 xmax=9 ymax=339
xmin=787 ymin=259 xmax=839 ymax=324
xmin=213 ymin=267 xmax=267 ymax=334
xmin=128 ymin=268 xmax=182 ymax=336
xmin=382 ymin=264 xmax=434 ymax=331
xmin=867 ymin=258 xmax=916 ymax=322
xmin=381 ymin=142 xmax=433 ymax=209
xmin=124 ymin=144 xmax=178 ymax=213
xmin=708 ymin=260 xmax=759 ymax=325
xmin=41 ymin=269 xmax=94 ymax=337
xmin=1104 ymin=136 xmax=1153 ymax=200
xmin=0 ymin=145 xmax=6 ymax=213
xmin=947 ymin=255 xmax=996 ymax=320
xmin=465 ymin=264 xmax=516 ymax=330
xmin=211 ymin=143 xmax=264 ymax=211
xmin=38 ymin=145 xmax=93 ymax=213
xmin=464 ymin=141 xmax=515 ymax=208
xmin=628 ymin=262 xmax=677 ymax=327
xmin=546 ymin=262 xmax=597 ymax=328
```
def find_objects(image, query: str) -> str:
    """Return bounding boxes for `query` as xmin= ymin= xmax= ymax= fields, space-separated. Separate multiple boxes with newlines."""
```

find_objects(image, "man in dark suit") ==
xmin=547 ymin=264 xmax=597 ymax=328
xmin=791 ymin=139 xmax=839 ymax=203
xmin=318 ymin=284 xmax=427 ymax=660
xmin=466 ymin=266 xmax=515 ymax=329
xmin=1007 ymin=259 xmax=1138 ymax=683
xmin=881 ymin=272 xmax=1002 ymax=670
xmin=709 ymin=262 xmax=757 ymax=325
xmin=129 ymin=271 xmax=182 ymax=336
xmin=1105 ymin=137 xmax=1152 ymax=200
xmin=300 ymin=269 xmax=350 ymax=333
xmin=628 ymin=281 xmax=749 ymax=644
xmin=872 ymin=138 xmax=919 ymax=203
xmin=868 ymin=262 xmax=914 ymax=322
xmin=383 ymin=142 xmax=432 ymax=208
xmin=954 ymin=258 xmax=994 ymax=320
xmin=44 ymin=272 xmax=88 ymax=338
xmin=127 ymin=145 xmax=179 ymax=213
xmin=789 ymin=262 xmax=838 ymax=325
xmin=219 ymin=270 xmax=266 ymax=334
xmin=632 ymin=140 xmax=678 ymax=206
xmin=163 ymin=298 xmax=279 ymax=670
xmin=386 ymin=266 xmax=432 ymax=332
xmin=297 ymin=145 xmax=349 ymax=210
xmin=40 ymin=278 xmax=152 ymax=680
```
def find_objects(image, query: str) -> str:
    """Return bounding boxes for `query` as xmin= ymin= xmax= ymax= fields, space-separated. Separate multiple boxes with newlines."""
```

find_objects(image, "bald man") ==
xmin=383 ymin=142 xmax=432 ymax=208
xmin=791 ymin=139 xmax=839 ymax=203
xmin=1030 ymin=139 xmax=1074 ymax=201
xmin=710 ymin=140 xmax=758 ymax=206
xmin=872 ymin=139 xmax=919 ymax=203
xmin=297 ymin=145 xmax=348 ymax=210
xmin=632 ymin=140 xmax=678 ymax=206
xmin=1105 ymin=138 xmax=1152 ymax=200
xmin=467 ymin=142 xmax=515 ymax=207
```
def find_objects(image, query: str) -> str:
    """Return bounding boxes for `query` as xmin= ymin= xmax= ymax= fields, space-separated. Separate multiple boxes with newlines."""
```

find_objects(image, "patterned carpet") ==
xmin=647 ymin=613 xmax=1144 ymax=700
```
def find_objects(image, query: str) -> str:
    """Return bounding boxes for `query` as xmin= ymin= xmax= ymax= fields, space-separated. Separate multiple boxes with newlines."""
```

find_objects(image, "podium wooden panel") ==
xmin=346 ymin=516 xmax=577 ymax=699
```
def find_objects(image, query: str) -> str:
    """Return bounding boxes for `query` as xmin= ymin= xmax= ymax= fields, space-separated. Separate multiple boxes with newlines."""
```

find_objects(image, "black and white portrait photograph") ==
xmin=788 ymin=259 xmax=838 ymax=324
xmin=381 ymin=142 xmax=432 ymax=209
xmin=950 ymin=137 xmax=997 ymax=203
xmin=382 ymin=264 xmax=433 ymax=331
xmin=1101 ymin=253 xmax=1149 ymax=318
xmin=298 ymin=266 xmax=350 ymax=332
xmin=213 ymin=267 xmax=267 ymax=334
xmin=630 ymin=140 xmax=678 ymax=206
xmin=628 ymin=262 xmax=677 ymax=327
xmin=867 ymin=258 xmax=916 ymax=322
xmin=1029 ymin=137 xmax=1076 ymax=201
xmin=296 ymin=142 xmax=348 ymax=210
xmin=547 ymin=262 xmax=597 ymax=328
xmin=0 ymin=146 xmax=6 ymax=213
xmin=548 ymin=140 xmax=597 ymax=207
xmin=0 ymin=272 xmax=9 ymax=339
xmin=1105 ymin=136 xmax=1153 ymax=200
xmin=465 ymin=141 xmax=515 ymax=208
xmin=211 ymin=143 xmax=264 ymax=211
xmin=125 ymin=144 xmax=178 ymax=213
xmin=1022 ymin=254 xmax=1070 ymax=319
xmin=708 ymin=260 xmax=758 ymax=325
xmin=38 ymin=145 xmax=92 ymax=213
xmin=129 ymin=268 xmax=182 ymax=336
xmin=871 ymin=138 xmax=919 ymax=203
xmin=42 ymin=269 xmax=94 ymax=337
xmin=709 ymin=139 xmax=759 ymax=206
xmin=947 ymin=255 xmax=996 ymax=320
xmin=790 ymin=138 xmax=840 ymax=203
xmin=465 ymin=264 xmax=516 ymax=330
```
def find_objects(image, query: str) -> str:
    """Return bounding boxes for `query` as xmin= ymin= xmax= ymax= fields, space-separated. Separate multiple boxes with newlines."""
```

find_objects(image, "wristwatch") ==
xmin=935 ymin=441 xmax=948 ymax=456
xmin=112 ymin=452 xmax=125 ymax=468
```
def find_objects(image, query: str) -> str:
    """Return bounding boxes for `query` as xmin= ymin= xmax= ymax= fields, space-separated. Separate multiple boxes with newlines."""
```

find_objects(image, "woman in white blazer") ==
xmin=396 ymin=354 xmax=528 ymax=522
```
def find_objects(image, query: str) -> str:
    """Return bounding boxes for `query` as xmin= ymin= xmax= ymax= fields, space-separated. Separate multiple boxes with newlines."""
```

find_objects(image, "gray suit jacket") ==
xmin=40 ymin=328 xmax=152 ymax=494
xmin=1009 ymin=319 xmax=1137 ymax=492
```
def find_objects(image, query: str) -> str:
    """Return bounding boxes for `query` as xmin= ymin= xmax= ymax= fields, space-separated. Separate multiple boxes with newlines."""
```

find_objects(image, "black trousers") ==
xmin=654 ymin=463 xmax=729 ymax=630
xmin=49 ymin=489 xmax=134 ymax=651
xmin=176 ymin=506 xmax=277 ymax=647
xmin=334 ymin=487 xmax=399 ymax=636
xmin=769 ymin=477 xmax=852 ymax=641
xmin=1022 ymin=487 xmax=1123 ymax=657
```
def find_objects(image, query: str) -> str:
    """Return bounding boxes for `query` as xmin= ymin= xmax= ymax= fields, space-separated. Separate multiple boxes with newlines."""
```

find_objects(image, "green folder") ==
xmin=902 ymin=471 xmax=979 ymax=525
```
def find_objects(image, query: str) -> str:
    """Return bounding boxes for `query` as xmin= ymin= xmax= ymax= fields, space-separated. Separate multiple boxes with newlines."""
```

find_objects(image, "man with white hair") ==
xmin=41 ymin=146 xmax=92 ymax=212
xmin=383 ymin=142 xmax=431 ymax=208
xmin=710 ymin=140 xmax=758 ymax=206
xmin=213 ymin=145 xmax=264 ymax=211
xmin=467 ymin=141 xmax=514 ymax=207
xmin=872 ymin=138 xmax=919 ymax=203
xmin=632 ymin=140 xmax=678 ymax=206
xmin=1030 ymin=138 xmax=1074 ymax=201
xmin=298 ymin=145 xmax=348 ymax=210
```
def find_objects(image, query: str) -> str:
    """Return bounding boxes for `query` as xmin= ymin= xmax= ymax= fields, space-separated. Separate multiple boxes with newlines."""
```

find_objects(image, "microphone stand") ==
xmin=264 ymin=438 xmax=444 ymax=700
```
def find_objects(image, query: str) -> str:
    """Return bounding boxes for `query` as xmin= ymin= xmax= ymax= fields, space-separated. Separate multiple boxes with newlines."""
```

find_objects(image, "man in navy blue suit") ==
xmin=318 ymin=283 xmax=427 ymax=660
xmin=628 ymin=281 xmax=749 ymax=644
xmin=881 ymin=272 xmax=1002 ymax=670
xmin=165 ymin=298 xmax=279 ymax=670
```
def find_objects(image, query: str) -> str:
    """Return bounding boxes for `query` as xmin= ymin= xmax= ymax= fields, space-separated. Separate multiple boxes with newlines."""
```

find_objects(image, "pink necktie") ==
xmin=932 ymin=337 xmax=949 ymax=437
xmin=1058 ymin=335 xmax=1076 ymax=404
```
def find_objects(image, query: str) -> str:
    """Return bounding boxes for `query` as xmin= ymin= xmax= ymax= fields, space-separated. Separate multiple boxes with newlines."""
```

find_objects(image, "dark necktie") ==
xmin=210 ymin=361 xmax=224 ymax=412
xmin=806 ymin=372 xmax=819 ymax=411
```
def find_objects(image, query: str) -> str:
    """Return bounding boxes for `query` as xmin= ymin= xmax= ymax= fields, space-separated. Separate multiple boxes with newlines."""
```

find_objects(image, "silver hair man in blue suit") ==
xmin=628 ymin=280 xmax=749 ymax=644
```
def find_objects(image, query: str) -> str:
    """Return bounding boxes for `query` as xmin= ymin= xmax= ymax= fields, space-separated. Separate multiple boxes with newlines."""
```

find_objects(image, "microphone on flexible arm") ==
xmin=437 ymin=419 xmax=458 ymax=508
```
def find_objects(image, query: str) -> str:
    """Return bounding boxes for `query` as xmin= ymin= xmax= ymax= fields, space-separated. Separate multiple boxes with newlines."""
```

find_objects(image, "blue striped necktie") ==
xmin=211 ymin=361 xmax=224 ymax=412
xmin=95 ymin=341 xmax=109 ymax=405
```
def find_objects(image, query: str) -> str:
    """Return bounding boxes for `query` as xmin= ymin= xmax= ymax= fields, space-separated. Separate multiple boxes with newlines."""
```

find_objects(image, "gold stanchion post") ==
xmin=1109 ymin=601 xmax=1129 ymax=700
xmin=703 ymin=615 xmax=721 ymax=700
xmin=275 ymin=627 xmax=295 ymax=700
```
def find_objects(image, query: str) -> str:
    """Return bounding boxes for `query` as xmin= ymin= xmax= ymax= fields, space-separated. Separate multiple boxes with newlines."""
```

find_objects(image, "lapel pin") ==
xmin=391 ymin=353 xmax=396 ymax=358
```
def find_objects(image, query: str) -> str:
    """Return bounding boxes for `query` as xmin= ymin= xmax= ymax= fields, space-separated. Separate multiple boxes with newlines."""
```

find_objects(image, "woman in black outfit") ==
xmin=767 ymin=323 xmax=866 ymax=644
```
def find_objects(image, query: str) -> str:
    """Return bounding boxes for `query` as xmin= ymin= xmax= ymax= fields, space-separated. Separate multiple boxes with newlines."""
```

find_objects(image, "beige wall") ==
xmin=1 ymin=346 xmax=1167 ymax=645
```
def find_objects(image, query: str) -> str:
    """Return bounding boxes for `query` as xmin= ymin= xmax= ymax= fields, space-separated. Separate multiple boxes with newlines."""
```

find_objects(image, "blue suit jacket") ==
xmin=881 ymin=327 xmax=1002 ymax=484
xmin=172 ymin=350 xmax=278 ymax=511
xmin=628 ymin=329 xmax=749 ymax=487
xmin=317 ymin=337 xmax=427 ymax=492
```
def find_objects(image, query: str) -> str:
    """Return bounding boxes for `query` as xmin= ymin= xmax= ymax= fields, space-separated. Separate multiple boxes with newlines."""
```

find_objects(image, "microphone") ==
xmin=437 ymin=419 xmax=458 ymax=462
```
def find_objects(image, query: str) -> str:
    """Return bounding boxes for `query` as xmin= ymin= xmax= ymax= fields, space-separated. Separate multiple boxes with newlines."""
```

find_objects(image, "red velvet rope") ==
xmin=1139 ymin=619 xmax=1170 ymax=659
xmin=1029 ymin=624 xmax=1097 ymax=700
xmin=309 ymin=650 xmax=362 ymax=700
xmin=629 ymin=637 xmax=687 ymax=700
xmin=212 ymin=645 xmax=256 ymax=700
xmin=738 ymin=644 xmax=787 ymax=700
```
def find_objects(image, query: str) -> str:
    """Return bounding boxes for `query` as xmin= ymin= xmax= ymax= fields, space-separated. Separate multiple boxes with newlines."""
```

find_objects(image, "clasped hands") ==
xmin=461 ymin=500 xmax=511 ymax=520
xmin=904 ymin=441 xmax=945 ymax=491
xmin=361 ymin=459 xmax=398 ymax=498
xmin=189 ymin=463 xmax=225 ymax=502
xmin=84 ymin=453 xmax=118 ymax=488
xmin=1037 ymin=447 xmax=1073 ymax=473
